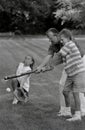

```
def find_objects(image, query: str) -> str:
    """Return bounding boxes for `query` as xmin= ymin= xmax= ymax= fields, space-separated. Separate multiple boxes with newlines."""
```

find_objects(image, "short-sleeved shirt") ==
xmin=60 ymin=41 xmax=85 ymax=76
xmin=16 ymin=62 xmax=31 ymax=92
xmin=48 ymin=42 xmax=63 ymax=56
xmin=74 ymin=41 xmax=84 ymax=57
xmin=48 ymin=40 xmax=84 ymax=57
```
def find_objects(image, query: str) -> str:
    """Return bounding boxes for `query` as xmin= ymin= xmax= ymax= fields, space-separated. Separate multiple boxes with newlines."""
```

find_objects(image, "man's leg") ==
xmin=58 ymin=70 xmax=67 ymax=114
xmin=59 ymin=77 xmax=72 ymax=117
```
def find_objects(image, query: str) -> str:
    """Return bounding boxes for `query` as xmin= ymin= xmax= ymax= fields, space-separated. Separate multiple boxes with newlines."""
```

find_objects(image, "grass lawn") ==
xmin=0 ymin=36 xmax=85 ymax=130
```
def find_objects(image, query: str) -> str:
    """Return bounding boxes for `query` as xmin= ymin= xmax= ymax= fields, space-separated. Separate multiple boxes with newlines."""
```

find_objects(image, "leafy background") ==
xmin=0 ymin=0 xmax=85 ymax=34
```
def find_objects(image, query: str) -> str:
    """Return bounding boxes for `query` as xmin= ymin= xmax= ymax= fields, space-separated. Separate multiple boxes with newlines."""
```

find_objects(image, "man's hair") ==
xmin=59 ymin=28 xmax=73 ymax=40
xmin=29 ymin=56 xmax=35 ymax=70
xmin=46 ymin=28 xmax=58 ymax=35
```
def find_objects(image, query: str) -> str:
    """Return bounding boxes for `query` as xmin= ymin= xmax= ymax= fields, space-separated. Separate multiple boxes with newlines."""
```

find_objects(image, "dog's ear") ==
xmin=13 ymin=88 xmax=29 ymax=102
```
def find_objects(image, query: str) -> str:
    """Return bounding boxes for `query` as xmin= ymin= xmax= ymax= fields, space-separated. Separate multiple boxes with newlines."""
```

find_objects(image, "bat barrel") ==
xmin=3 ymin=69 xmax=37 ymax=80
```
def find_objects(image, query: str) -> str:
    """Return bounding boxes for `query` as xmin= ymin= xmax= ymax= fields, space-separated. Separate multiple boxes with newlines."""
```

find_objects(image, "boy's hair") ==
xmin=29 ymin=56 xmax=35 ymax=70
xmin=46 ymin=28 xmax=58 ymax=36
xmin=59 ymin=28 xmax=73 ymax=40
xmin=24 ymin=55 xmax=35 ymax=70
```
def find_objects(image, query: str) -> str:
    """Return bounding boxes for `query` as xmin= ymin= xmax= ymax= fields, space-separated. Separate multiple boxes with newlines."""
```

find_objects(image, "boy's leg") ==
xmin=73 ymin=92 xmax=80 ymax=111
xmin=11 ymin=79 xmax=20 ymax=104
xmin=12 ymin=97 xmax=18 ymax=104
xmin=79 ymin=92 xmax=85 ymax=116
xmin=80 ymin=55 xmax=85 ymax=115
xmin=67 ymin=72 xmax=85 ymax=121
xmin=63 ymin=90 xmax=71 ymax=107
xmin=11 ymin=79 xmax=20 ymax=91
xmin=67 ymin=92 xmax=81 ymax=121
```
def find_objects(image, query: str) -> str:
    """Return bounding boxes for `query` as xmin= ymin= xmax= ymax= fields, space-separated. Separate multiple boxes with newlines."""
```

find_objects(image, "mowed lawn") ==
xmin=0 ymin=36 xmax=85 ymax=130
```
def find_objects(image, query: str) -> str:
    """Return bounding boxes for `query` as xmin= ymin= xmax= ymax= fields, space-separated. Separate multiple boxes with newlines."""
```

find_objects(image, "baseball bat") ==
xmin=3 ymin=66 xmax=53 ymax=80
xmin=4 ymin=70 xmax=36 ymax=80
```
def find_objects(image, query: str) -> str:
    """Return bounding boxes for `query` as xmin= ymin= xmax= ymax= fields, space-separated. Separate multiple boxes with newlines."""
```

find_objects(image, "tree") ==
xmin=0 ymin=0 xmax=53 ymax=33
xmin=53 ymin=0 xmax=85 ymax=29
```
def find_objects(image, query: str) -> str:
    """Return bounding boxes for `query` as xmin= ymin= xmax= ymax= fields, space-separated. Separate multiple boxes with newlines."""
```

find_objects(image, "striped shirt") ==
xmin=59 ymin=41 xmax=85 ymax=76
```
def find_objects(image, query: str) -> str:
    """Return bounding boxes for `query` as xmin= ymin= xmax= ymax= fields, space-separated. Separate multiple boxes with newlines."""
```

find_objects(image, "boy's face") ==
xmin=47 ymin=31 xmax=58 ymax=45
xmin=24 ymin=56 xmax=33 ymax=66
xmin=60 ymin=35 xmax=69 ymax=45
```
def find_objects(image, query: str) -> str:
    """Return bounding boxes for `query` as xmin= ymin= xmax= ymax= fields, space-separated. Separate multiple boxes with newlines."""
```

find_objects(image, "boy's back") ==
xmin=60 ymin=41 xmax=85 ymax=76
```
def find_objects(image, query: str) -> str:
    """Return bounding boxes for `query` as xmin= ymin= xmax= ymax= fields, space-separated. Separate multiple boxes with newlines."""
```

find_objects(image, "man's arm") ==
xmin=36 ymin=55 xmax=52 ymax=72
xmin=50 ymin=52 xmax=63 ymax=66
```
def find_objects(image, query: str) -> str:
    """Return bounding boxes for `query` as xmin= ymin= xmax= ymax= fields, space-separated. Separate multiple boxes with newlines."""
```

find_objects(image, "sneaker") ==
xmin=57 ymin=107 xmax=72 ymax=117
xmin=57 ymin=111 xmax=72 ymax=117
xmin=81 ymin=112 xmax=85 ymax=117
xmin=67 ymin=111 xmax=81 ymax=121
xmin=66 ymin=115 xmax=81 ymax=121
xmin=12 ymin=98 xmax=18 ymax=104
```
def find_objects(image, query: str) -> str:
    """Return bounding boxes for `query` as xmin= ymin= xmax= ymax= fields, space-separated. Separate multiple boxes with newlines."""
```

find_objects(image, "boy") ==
xmin=12 ymin=55 xmax=35 ymax=104
xmin=56 ymin=29 xmax=85 ymax=121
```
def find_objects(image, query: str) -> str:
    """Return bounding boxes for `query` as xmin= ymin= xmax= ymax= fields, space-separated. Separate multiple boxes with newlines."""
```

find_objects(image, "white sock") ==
xmin=65 ymin=107 xmax=71 ymax=112
xmin=75 ymin=111 xmax=81 ymax=116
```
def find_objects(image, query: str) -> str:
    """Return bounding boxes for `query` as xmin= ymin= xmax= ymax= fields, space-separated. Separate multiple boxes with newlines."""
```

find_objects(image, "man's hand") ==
xmin=36 ymin=66 xmax=54 ymax=73
xmin=36 ymin=66 xmax=43 ymax=73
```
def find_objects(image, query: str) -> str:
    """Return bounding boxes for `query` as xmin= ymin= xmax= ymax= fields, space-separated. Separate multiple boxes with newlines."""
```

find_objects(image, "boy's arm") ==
xmin=59 ymin=43 xmax=70 ymax=56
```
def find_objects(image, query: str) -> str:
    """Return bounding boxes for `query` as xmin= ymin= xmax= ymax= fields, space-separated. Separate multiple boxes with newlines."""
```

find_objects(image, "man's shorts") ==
xmin=63 ymin=71 xmax=85 ymax=92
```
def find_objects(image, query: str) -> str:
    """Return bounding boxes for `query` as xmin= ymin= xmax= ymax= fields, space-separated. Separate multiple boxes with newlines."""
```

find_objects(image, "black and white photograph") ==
xmin=0 ymin=0 xmax=85 ymax=130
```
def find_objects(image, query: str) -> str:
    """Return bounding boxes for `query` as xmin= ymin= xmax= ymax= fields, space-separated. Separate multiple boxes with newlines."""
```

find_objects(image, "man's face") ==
xmin=47 ymin=31 xmax=58 ymax=45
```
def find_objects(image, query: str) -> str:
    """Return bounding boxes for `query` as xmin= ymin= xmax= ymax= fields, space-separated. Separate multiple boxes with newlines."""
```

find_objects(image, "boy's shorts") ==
xmin=63 ymin=71 xmax=85 ymax=92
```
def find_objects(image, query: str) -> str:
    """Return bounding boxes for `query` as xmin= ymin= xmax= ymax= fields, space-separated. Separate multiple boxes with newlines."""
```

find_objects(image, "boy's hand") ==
xmin=41 ymin=67 xmax=47 ymax=72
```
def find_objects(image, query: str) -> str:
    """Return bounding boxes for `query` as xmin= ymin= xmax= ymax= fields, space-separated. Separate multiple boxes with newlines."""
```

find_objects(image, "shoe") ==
xmin=12 ymin=98 xmax=18 ymax=104
xmin=81 ymin=112 xmax=85 ymax=117
xmin=66 ymin=115 xmax=81 ymax=121
xmin=57 ymin=107 xmax=72 ymax=117
xmin=57 ymin=111 xmax=72 ymax=117
xmin=67 ymin=111 xmax=81 ymax=121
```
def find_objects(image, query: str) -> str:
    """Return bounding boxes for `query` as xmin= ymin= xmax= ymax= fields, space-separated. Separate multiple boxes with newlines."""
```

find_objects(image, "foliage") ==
xmin=0 ymin=0 xmax=85 ymax=33
xmin=0 ymin=0 xmax=53 ymax=33
xmin=53 ymin=0 xmax=85 ymax=29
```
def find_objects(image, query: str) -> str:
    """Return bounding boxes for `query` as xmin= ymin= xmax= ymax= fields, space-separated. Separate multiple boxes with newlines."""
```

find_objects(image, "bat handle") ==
xmin=4 ymin=76 xmax=9 ymax=80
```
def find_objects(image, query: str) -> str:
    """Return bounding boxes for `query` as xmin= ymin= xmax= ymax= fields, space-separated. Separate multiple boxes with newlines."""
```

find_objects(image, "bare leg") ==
xmin=79 ymin=92 xmax=85 ymax=116
xmin=12 ymin=97 xmax=18 ymax=104
xmin=58 ymin=70 xmax=67 ymax=113
xmin=11 ymin=79 xmax=19 ymax=91
xmin=67 ymin=92 xmax=81 ymax=121
xmin=11 ymin=79 xmax=19 ymax=104
xmin=73 ymin=92 xmax=80 ymax=111
xmin=63 ymin=90 xmax=70 ymax=107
